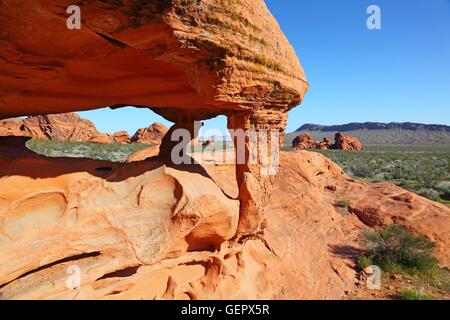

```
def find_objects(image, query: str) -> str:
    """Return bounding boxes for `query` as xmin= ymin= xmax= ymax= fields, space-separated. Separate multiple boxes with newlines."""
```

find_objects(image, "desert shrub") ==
xmin=26 ymin=140 xmax=151 ymax=163
xmin=415 ymin=160 xmax=445 ymax=189
xmin=357 ymin=256 xmax=373 ymax=271
xmin=352 ymin=161 xmax=373 ymax=178
xmin=337 ymin=199 xmax=350 ymax=208
xmin=441 ymin=188 xmax=450 ymax=201
xmin=361 ymin=225 xmax=438 ymax=276
xmin=417 ymin=188 xmax=440 ymax=202
xmin=398 ymin=289 xmax=432 ymax=301
xmin=436 ymin=183 xmax=450 ymax=201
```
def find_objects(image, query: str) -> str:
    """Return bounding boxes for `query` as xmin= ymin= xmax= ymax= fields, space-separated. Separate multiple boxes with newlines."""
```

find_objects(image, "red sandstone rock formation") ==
xmin=292 ymin=133 xmax=364 ymax=151
xmin=112 ymin=131 xmax=131 ymax=144
xmin=125 ymin=145 xmax=161 ymax=163
xmin=0 ymin=119 xmax=24 ymax=137
xmin=0 ymin=141 xmax=448 ymax=299
xmin=318 ymin=138 xmax=333 ymax=150
xmin=131 ymin=123 xmax=168 ymax=145
xmin=334 ymin=133 xmax=364 ymax=151
xmin=0 ymin=0 xmax=309 ymax=239
xmin=292 ymin=133 xmax=318 ymax=149
xmin=0 ymin=113 xmax=114 ymax=143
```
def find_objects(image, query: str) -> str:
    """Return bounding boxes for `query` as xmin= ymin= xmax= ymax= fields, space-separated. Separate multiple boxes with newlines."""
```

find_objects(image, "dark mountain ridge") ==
xmin=285 ymin=122 xmax=450 ymax=146
xmin=296 ymin=122 xmax=450 ymax=133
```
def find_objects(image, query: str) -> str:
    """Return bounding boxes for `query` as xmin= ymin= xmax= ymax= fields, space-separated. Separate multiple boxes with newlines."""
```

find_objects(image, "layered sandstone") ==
xmin=334 ymin=133 xmax=364 ymax=151
xmin=0 ymin=142 xmax=448 ymax=300
xmin=0 ymin=113 xmax=114 ymax=143
xmin=131 ymin=123 xmax=168 ymax=145
xmin=292 ymin=133 xmax=318 ymax=149
xmin=0 ymin=0 xmax=307 ymax=121
xmin=112 ymin=131 xmax=131 ymax=144
xmin=292 ymin=133 xmax=364 ymax=151
xmin=0 ymin=0 xmax=310 ymax=239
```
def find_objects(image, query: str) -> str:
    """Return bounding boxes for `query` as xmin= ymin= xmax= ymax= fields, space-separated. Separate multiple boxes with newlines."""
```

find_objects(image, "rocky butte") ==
xmin=0 ymin=0 xmax=449 ymax=300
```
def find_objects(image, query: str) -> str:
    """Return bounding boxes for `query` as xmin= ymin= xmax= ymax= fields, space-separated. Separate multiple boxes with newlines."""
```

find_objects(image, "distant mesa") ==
xmin=0 ymin=113 xmax=168 ymax=145
xmin=292 ymin=132 xmax=364 ymax=151
xmin=286 ymin=122 xmax=450 ymax=145
xmin=296 ymin=122 xmax=450 ymax=132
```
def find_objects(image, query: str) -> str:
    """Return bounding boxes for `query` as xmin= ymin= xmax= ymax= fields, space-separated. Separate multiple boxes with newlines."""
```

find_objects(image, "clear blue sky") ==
xmin=79 ymin=0 xmax=450 ymax=135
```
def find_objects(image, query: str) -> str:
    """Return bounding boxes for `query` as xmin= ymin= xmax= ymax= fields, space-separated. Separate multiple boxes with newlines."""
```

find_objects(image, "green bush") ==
xmin=361 ymin=225 xmax=438 ymax=276
xmin=398 ymin=289 xmax=432 ymax=301
xmin=352 ymin=162 xmax=374 ymax=178
xmin=337 ymin=199 xmax=350 ymax=208
xmin=415 ymin=160 xmax=444 ymax=189
xmin=26 ymin=140 xmax=151 ymax=163
xmin=417 ymin=188 xmax=440 ymax=202
xmin=357 ymin=256 xmax=373 ymax=271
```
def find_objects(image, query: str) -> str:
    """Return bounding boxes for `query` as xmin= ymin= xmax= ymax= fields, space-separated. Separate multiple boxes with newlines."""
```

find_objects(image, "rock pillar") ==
xmin=158 ymin=117 xmax=203 ymax=164
xmin=228 ymin=109 xmax=287 ymax=240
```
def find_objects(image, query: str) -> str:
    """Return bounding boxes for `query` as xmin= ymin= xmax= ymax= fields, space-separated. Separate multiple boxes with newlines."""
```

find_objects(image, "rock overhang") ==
xmin=0 ymin=0 xmax=308 ymax=122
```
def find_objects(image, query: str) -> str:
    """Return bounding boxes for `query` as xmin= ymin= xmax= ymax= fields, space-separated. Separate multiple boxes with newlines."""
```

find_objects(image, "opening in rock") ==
xmin=191 ymin=115 xmax=234 ymax=165
xmin=4 ymin=107 xmax=174 ymax=163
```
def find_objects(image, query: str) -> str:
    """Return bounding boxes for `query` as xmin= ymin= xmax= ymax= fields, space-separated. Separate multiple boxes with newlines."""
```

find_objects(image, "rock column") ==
xmin=228 ymin=109 xmax=287 ymax=240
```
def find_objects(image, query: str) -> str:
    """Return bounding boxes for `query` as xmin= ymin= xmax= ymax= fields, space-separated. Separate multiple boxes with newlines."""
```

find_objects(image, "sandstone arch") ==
xmin=0 ymin=0 xmax=308 ymax=239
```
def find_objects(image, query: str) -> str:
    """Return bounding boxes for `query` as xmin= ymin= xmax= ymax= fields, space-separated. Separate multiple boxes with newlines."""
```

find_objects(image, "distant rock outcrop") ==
xmin=334 ymin=133 xmax=364 ymax=151
xmin=292 ymin=133 xmax=364 ymax=151
xmin=131 ymin=123 xmax=168 ymax=145
xmin=292 ymin=133 xmax=318 ymax=149
xmin=286 ymin=122 xmax=450 ymax=146
xmin=0 ymin=114 xmax=169 ymax=146
xmin=297 ymin=122 xmax=450 ymax=132
xmin=112 ymin=131 xmax=131 ymax=144
xmin=0 ymin=118 xmax=23 ymax=137
xmin=318 ymin=138 xmax=333 ymax=150
xmin=0 ymin=113 xmax=114 ymax=143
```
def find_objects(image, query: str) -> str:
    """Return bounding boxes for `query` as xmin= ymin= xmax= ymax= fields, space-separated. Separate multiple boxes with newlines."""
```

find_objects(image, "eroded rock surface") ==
xmin=0 ymin=113 xmax=114 ymax=143
xmin=334 ymin=133 xmax=364 ymax=151
xmin=0 ymin=142 xmax=448 ymax=299
xmin=292 ymin=132 xmax=364 ymax=151
xmin=131 ymin=123 xmax=169 ymax=145
xmin=112 ymin=131 xmax=131 ymax=144
xmin=0 ymin=0 xmax=309 ymax=239
xmin=0 ymin=0 xmax=307 ymax=121
xmin=292 ymin=133 xmax=318 ymax=150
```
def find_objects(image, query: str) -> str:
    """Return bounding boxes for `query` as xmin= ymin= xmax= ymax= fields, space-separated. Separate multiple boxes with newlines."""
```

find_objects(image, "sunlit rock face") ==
xmin=0 ymin=1 xmax=345 ymax=300
xmin=0 ymin=0 xmax=308 ymax=122
xmin=1 ymin=141 xmax=449 ymax=300
xmin=0 ymin=0 xmax=309 ymax=239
